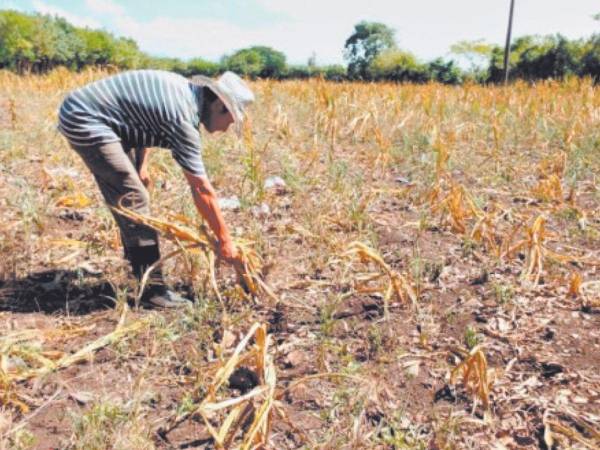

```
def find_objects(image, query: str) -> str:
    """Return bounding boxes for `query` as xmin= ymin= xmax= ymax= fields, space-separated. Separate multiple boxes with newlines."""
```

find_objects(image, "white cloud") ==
xmin=112 ymin=16 xmax=247 ymax=61
xmin=85 ymin=0 xmax=125 ymax=17
xmin=25 ymin=0 xmax=594 ymax=65
xmin=109 ymin=14 xmax=348 ymax=64
xmin=255 ymin=0 xmax=600 ymax=62
xmin=32 ymin=0 xmax=101 ymax=28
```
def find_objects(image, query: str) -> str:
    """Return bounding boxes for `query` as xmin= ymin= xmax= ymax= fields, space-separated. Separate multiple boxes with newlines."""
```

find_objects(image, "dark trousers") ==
xmin=69 ymin=141 xmax=158 ymax=254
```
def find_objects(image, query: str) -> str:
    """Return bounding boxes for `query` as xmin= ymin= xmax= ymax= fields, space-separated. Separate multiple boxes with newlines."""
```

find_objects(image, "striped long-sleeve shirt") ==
xmin=58 ymin=70 xmax=206 ymax=176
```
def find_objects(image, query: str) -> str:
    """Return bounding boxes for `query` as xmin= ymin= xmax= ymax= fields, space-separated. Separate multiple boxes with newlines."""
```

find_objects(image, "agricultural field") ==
xmin=0 ymin=69 xmax=599 ymax=449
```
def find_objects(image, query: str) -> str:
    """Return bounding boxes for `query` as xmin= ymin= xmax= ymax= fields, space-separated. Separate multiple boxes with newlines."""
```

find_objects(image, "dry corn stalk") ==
xmin=507 ymin=215 xmax=595 ymax=286
xmin=538 ymin=151 xmax=567 ymax=179
xmin=429 ymin=181 xmax=482 ymax=234
xmin=514 ymin=215 xmax=547 ymax=285
xmin=0 ymin=317 xmax=153 ymax=414
xmin=55 ymin=192 xmax=92 ymax=208
xmin=470 ymin=208 xmax=502 ymax=257
xmin=160 ymin=323 xmax=276 ymax=450
xmin=0 ymin=364 xmax=29 ymax=414
xmin=342 ymin=241 xmax=417 ymax=315
xmin=16 ymin=315 xmax=155 ymax=381
xmin=450 ymin=345 xmax=493 ymax=421
xmin=568 ymin=272 xmax=583 ymax=298
xmin=113 ymin=204 xmax=277 ymax=304
xmin=547 ymin=419 xmax=600 ymax=449
xmin=0 ymin=324 xmax=93 ymax=414
xmin=432 ymin=130 xmax=450 ymax=179
xmin=531 ymin=174 xmax=564 ymax=202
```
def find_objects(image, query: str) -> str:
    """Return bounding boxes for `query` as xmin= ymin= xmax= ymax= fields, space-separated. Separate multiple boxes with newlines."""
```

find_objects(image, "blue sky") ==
xmin=4 ymin=0 xmax=600 ymax=65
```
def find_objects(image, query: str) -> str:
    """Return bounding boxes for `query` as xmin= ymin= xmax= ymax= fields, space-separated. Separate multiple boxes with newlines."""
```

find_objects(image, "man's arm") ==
xmin=183 ymin=171 xmax=242 ymax=267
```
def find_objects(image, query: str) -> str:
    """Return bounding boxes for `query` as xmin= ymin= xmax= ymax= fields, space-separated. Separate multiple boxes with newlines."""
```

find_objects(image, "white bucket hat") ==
xmin=191 ymin=71 xmax=255 ymax=136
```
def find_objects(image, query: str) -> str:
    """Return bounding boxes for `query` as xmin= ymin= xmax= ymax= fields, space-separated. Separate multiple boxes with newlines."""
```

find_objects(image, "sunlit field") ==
xmin=1 ymin=68 xmax=599 ymax=449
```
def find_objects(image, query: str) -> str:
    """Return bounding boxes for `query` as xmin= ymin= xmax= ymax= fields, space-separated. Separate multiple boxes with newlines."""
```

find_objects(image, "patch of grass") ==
xmin=175 ymin=393 xmax=196 ymax=418
xmin=327 ymin=159 xmax=350 ymax=193
xmin=319 ymin=300 xmax=338 ymax=337
xmin=429 ymin=412 xmax=464 ymax=449
xmin=464 ymin=325 xmax=482 ymax=350
xmin=376 ymin=411 xmax=428 ymax=449
xmin=366 ymin=324 xmax=383 ymax=358
xmin=69 ymin=402 xmax=130 ymax=450
xmin=555 ymin=206 xmax=579 ymax=221
xmin=460 ymin=237 xmax=478 ymax=258
xmin=492 ymin=282 xmax=515 ymax=305
xmin=3 ymin=428 xmax=36 ymax=450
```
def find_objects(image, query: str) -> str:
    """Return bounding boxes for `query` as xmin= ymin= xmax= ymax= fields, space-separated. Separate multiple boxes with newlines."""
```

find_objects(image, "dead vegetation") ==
xmin=1 ymin=68 xmax=599 ymax=449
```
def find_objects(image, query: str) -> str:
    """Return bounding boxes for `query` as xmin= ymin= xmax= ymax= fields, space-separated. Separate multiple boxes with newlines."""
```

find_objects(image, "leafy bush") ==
xmin=222 ymin=46 xmax=287 ymax=79
xmin=368 ymin=49 xmax=429 ymax=83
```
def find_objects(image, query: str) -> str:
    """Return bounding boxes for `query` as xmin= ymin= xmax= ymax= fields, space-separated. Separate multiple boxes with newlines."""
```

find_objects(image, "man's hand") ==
xmin=218 ymin=239 xmax=252 ymax=292
xmin=138 ymin=167 xmax=151 ymax=188
xmin=218 ymin=239 xmax=244 ymax=269
xmin=135 ymin=148 xmax=151 ymax=188
xmin=218 ymin=239 xmax=238 ymax=262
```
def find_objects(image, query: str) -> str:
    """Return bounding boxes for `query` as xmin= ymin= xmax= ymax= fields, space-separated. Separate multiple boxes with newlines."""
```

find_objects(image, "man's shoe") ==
xmin=141 ymin=284 xmax=192 ymax=309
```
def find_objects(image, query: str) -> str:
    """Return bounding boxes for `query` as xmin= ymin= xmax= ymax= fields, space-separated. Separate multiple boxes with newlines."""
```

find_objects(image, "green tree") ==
xmin=514 ymin=35 xmax=582 ymax=79
xmin=487 ymin=34 xmax=586 ymax=82
xmin=222 ymin=48 xmax=262 ymax=77
xmin=427 ymin=58 xmax=463 ymax=84
xmin=30 ymin=15 xmax=81 ymax=71
xmin=450 ymin=39 xmax=492 ymax=81
xmin=0 ymin=10 xmax=148 ymax=72
xmin=50 ymin=17 xmax=83 ymax=70
xmin=76 ymin=29 xmax=115 ymax=66
xmin=322 ymin=64 xmax=347 ymax=81
xmin=252 ymin=46 xmax=286 ymax=77
xmin=581 ymin=34 xmax=600 ymax=81
xmin=185 ymin=57 xmax=221 ymax=76
xmin=368 ymin=49 xmax=428 ymax=82
xmin=112 ymin=37 xmax=143 ymax=69
xmin=344 ymin=21 xmax=396 ymax=79
xmin=222 ymin=46 xmax=286 ymax=78
xmin=285 ymin=64 xmax=311 ymax=79
xmin=0 ymin=11 xmax=36 ymax=71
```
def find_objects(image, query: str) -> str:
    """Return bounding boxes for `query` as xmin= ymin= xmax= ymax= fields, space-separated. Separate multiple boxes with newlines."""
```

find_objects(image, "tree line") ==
xmin=1 ymin=10 xmax=598 ymax=83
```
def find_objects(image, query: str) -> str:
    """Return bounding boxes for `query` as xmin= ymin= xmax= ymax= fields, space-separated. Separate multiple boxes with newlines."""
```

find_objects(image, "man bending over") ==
xmin=57 ymin=70 xmax=254 ymax=307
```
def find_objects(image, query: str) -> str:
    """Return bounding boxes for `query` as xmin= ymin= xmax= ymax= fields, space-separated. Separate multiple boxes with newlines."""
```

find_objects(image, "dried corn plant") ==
xmin=509 ymin=215 xmax=548 ymax=285
xmin=531 ymin=174 xmax=564 ymax=203
xmin=506 ymin=215 xmax=597 ymax=286
xmin=568 ymin=271 xmax=583 ymax=298
xmin=0 ymin=324 xmax=91 ymax=414
xmin=469 ymin=205 xmax=505 ymax=258
xmin=341 ymin=241 xmax=417 ymax=316
xmin=544 ymin=414 xmax=600 ymax=450
xmin=113 ymin=204 xmax=277 ymax=304
xmin=450 ymin=345 xmax=494 ymax=421
xmin=428 ymin=180 xmax=482 ymax=234
xmin=0 ymin=315 xmax=156 ymax=414
xmin=159 ymin=323 xmax=276 ymax=449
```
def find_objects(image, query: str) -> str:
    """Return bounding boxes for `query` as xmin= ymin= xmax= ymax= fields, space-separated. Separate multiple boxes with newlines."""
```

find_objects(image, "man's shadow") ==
xmin=0 ymin=269 xmax=117 ymax=314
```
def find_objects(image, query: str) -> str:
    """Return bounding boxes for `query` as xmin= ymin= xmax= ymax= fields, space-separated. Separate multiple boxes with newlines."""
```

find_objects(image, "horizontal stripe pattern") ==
xmin=58 ymin=70 xmax=205 ymax=176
